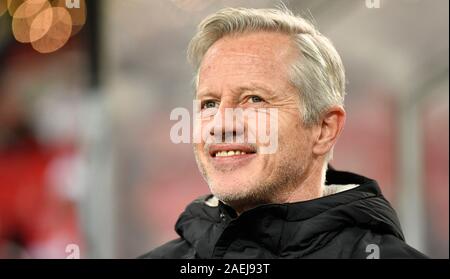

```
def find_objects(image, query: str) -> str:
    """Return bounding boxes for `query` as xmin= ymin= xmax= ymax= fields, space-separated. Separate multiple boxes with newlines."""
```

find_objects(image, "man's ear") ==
xmin=312 ymin=106 xmax=346 ymax=156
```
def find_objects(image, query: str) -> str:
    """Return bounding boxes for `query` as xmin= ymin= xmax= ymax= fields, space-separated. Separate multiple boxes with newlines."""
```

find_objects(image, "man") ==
xmin=140 ymin=7 xmax=427 ymax=259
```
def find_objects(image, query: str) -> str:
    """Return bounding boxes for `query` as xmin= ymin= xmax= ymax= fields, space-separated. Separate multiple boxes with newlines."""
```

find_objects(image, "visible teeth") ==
xmin=215 ymin=150 xmax=248 ymax=157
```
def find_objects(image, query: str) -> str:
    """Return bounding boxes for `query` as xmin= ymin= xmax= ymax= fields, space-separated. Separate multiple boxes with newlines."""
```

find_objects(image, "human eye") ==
xmin=202 ymin=100 xmax=219 ymax=110
xmin=201 ymin=99 xmax=219 ymax=110
xmin=247 ymin=95 xmax=264 ymax=104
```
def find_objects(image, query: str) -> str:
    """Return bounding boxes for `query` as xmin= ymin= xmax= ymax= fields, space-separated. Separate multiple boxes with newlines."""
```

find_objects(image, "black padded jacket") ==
xmin=139 ymin=169 xmax=428 ymax=259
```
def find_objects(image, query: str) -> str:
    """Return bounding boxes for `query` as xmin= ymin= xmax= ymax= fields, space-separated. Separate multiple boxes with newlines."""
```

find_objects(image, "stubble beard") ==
xmin=193 ymin=144 xmax=306 ymax=213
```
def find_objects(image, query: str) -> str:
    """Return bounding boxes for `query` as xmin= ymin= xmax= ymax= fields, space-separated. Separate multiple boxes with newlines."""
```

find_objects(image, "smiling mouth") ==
xmin=214 ymin=150 xmax=249 ymax=157
xmin=209 ymin=145 xmax=257 ymax=158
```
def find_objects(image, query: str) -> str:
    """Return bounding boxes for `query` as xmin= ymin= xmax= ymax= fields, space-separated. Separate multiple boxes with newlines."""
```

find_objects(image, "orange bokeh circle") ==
xmin=7 ymin=0 xmax=26 ymax=16
xmin=31 ymin=6 xmax=73 ymax=53
xmin=4 ymin=0 xmax=87 ymax=53
xmin=11 ymin=0 xmax=50 ymax=43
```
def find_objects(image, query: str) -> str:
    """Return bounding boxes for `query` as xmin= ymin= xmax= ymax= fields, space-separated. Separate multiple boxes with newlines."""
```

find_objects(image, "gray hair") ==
xmin=187 ymin=6 xmax=346 ymax=127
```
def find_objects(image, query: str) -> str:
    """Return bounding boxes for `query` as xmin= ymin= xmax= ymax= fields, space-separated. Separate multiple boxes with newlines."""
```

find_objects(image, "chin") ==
xmin=211 ymin=182 xmax=248 ymax=197
xmin=210 ymin=180 xmax=262 ymax=203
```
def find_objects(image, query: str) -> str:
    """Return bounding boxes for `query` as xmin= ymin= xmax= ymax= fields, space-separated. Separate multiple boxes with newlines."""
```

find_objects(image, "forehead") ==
xmin=198 ymin=32 xmax=296 ymax=92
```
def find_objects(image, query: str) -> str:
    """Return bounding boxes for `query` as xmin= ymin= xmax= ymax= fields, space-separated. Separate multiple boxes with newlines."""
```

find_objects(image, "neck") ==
xmin=231 ymin=160 xmax=327 ymax=215
xmin=278 ymin=159 xmax=326 ymax=203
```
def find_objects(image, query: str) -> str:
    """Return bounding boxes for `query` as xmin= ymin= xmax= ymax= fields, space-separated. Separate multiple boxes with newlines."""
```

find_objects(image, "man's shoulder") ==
xmin=346 ymin=229 xmax=429 ymax=259
xmin=137 ymin=238 xmax=194 ymax=259
xmin=376 ymin=234 xmax=428 ymax=259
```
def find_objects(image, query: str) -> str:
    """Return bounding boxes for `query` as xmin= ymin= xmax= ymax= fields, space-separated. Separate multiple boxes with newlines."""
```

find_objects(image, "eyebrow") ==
xmin=197 ymin=83 xmax=275 ymax=99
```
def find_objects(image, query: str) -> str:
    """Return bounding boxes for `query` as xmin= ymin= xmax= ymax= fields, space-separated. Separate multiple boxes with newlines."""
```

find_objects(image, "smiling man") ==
xmin=140 ymin=7 xmax=427 ymax=259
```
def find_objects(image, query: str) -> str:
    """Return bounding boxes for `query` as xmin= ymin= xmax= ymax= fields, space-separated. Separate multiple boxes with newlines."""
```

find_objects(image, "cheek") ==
xmin=193 ymin=118 xmax=212 ymax=145
xmin=278 ymin=116 xmax=310 ymax=151
xmin=245 ymin=109 xmax=279 ymax=149
xmin=193 ymin=143 xmax=205 ymax=159
xmin=278 ymin=112 xmax=299 ymax=136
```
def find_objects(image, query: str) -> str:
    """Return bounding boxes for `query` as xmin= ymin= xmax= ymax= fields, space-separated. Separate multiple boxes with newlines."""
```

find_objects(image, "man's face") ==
xmin=193 ymin=32 xmax=316 ymax=210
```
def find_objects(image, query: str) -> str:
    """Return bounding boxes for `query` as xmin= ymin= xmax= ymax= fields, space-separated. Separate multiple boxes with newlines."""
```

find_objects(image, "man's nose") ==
xmin=209 ymin=101 xmax=244 ymax=142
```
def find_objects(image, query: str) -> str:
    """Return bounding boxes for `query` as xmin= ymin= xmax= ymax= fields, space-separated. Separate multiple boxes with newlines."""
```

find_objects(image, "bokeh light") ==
xmin=54 ymin=0 xmax=86 ymax=37
xmin=12 ymin=0 xmax=50 ymax=43
xmin=31 ymin=7 xmax=72 ymax=53
xmin=2 ymin=0 xmax=87 ymax=53
xmin=7 ymin=0 xmax=25 ymax=16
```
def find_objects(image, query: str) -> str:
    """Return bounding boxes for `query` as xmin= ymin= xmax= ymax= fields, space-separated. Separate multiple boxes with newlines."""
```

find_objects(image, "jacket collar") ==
xmin=175 ymin=168 xmax=404 ymax=258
